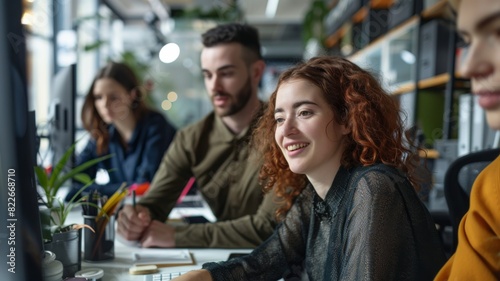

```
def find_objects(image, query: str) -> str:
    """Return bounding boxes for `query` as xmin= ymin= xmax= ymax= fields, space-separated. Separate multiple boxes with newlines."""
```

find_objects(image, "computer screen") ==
xmin=50 ymin=63 xmax=77 ymax=169
xmin=0 ymin=1 xmax=44 ymax=280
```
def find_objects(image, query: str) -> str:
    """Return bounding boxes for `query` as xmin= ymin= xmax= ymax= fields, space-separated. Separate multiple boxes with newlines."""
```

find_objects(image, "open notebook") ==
xmin=132 ymin=249 xmax=195 ymax=268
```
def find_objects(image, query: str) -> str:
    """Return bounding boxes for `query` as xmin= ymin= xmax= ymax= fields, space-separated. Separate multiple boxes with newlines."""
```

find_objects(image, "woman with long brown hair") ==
xmin=173 ymin=56 xmax=446 ymax=281
xmin=65 ymin=61 xmax=176 ymax=200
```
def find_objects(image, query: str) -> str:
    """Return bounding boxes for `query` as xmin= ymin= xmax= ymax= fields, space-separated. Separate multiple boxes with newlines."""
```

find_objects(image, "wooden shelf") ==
xmin=348 ymin=15 xmax=419 ymax=60
xmin=327 ymin=0 xmax=451 ymax=50
xmin=392 ymin=82 xmax=416 ymax=96
xmin=374 ymin=15 xmax=419 ymax=46
xmin=325 ymin=26 xmax=347 ymax=48
xmin=418 ymin=73 xmax=470 ymax=90
xmin=419 ymin=149 xmax=439 ymax=159
xmin=418 ymin=73 xmax=450 ymax=89
xmin=325 ymin=0 xmax=465 ymax=155
xmin=421 ymin=0 xmax=453 ymax=20
xmin=328 ymin=0 xmax=394 ymax=11
xmin=326 ymin=4 xmax=420 ymax=49
xmin=391 ymin=73 xmax=471 ymax=95
xmin=352 ymin=6 xmax=368 ymax=24
xmin=370 ymin=0 xmax=394 ymax=9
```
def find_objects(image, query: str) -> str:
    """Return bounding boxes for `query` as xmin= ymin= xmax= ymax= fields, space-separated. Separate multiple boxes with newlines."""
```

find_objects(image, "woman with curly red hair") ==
xmin=172 ymin=56 xmax=446 ymax=281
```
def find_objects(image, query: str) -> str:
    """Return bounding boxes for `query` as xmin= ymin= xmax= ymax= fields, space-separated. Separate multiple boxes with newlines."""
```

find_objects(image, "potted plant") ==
xmin=34 ymin=141 xmax=111 ymax=278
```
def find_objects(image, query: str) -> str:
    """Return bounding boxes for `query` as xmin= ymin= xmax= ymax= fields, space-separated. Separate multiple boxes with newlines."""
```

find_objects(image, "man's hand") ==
xmin=171 ymin=269 xmax=212 ymax=281
xmin=140 ymin=220 xmax=176 ymax=248
xmin=117 ymin=204 xmax=151 ymax=241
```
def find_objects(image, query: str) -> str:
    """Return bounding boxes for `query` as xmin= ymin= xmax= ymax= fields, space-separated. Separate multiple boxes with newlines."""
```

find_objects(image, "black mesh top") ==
xmin=203 ymin=164 xmax=447 ymax=281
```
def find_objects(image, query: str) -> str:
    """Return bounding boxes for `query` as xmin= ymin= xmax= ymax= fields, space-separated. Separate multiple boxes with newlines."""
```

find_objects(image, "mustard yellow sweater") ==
xmin=435 ymin=155 xmax=500 ymax=280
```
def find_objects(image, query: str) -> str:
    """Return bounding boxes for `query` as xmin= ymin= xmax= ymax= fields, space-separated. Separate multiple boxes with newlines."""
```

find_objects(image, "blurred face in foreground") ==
xmin=274 ymin=79 xmax=349 ymax=181
xmin=457 ymin=0 xmax=500 ymax=129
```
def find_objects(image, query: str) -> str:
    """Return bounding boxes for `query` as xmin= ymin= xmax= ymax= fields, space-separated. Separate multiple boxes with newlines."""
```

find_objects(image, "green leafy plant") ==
xmin=302 ymin=0 xmax=328 ymax=47
xmin=34 ymin=141 xmax=112 ymax=240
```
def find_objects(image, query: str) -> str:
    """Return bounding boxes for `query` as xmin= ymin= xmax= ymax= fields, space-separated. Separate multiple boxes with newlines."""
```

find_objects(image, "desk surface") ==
xmin=65 ymin=201 xmax=250 ymax=281
xmin=82 ymin=243 xmax=251 ymax=281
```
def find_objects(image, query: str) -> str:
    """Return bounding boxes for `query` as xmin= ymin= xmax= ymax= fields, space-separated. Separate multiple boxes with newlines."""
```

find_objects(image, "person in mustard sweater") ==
xmin=435 ymin=0 xmax=500 ymax=280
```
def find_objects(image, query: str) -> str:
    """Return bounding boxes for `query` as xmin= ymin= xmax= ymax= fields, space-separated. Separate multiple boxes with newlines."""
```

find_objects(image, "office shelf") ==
xmin=370 ymin=0 xmax=394 ymax=9
xmin=323 ymin=0 xmax=473 ymax=160
xmin=420 ymin=149 xmax=440 ymax=159
xmin=349 ymin=17 xmax=419 ymax=94
xmin=418 ymin=73 xmax=470 ymax=90
xmin=421 ymin=0 xmax=453 ymax=20
xmin=393 ymin=82 xmax=416 ymax=96
xmin=352 ymin=6 xmax=369 ymax=24
xmin=325 ymin=26 xmax=347 ymax=49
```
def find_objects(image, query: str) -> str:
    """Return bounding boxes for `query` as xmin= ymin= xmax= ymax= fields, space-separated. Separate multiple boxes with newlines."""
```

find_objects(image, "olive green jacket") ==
xmin=139 ymin=110 xmax=279 ymax=248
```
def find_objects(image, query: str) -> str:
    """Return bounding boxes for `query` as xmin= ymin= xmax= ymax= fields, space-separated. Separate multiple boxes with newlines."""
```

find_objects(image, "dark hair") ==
xmin=202 ymin=23 xmax=262 ymax=63
xmin=81 ymin=61 xmax=149 ymax=155
xmin=253 ymin=56 xmax=421 ymax=219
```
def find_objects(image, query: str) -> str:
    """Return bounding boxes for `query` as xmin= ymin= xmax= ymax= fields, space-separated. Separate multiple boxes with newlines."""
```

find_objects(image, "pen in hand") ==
xmin=132 ymin=190 xmax=136 ymax=210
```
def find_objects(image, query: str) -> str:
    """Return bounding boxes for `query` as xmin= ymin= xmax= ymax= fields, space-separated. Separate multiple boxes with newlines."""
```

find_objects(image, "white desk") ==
xmin=82 ymin=242 xmax=251 ymax=281
xmin=65 ymin=203 xmax=251 ymax=281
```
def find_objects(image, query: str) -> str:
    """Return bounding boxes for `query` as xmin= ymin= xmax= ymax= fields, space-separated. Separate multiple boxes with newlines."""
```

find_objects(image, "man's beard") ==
xmin=214 ymin=76 xmax=253 ymax=117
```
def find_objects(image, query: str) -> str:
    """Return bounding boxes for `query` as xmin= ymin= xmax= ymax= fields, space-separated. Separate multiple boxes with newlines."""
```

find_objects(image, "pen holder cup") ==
xmin=83 ymin=215 xmax=115 ymax=262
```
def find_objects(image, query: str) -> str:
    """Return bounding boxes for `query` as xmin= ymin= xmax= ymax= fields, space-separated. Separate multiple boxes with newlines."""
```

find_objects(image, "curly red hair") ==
xmin=252 ymin=56 xmax=421 ymax=219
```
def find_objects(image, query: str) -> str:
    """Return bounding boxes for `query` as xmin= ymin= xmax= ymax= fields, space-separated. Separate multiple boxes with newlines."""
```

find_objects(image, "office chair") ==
xmin=443 ymin=147 xmax=500 ymax=253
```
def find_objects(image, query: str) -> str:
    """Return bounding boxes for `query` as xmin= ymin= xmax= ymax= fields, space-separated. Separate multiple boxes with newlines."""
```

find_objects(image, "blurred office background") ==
xmin=22 ymin=0 xmax=497 ymax=214
xmin=22 ymin=0 xmax=319 ymax=166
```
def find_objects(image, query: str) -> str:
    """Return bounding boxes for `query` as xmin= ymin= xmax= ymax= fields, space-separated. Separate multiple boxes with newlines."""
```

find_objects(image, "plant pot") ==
xmin=83 ymin=215 xmax=115 ymax=262
xmin=44 ymin=229 xmax=82 ymax=278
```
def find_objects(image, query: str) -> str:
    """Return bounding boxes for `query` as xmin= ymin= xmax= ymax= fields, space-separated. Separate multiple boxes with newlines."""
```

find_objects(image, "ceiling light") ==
xmin=167 ymin=91 xmax=178 ymax=102
xmin=159 ymin=43 xmax=180 ymax=63
xmin=400 ymin=50 xmax=416 ymax=65
xmin=265 ymin=0 xmax=279 ymax=18
xmin=161 ymin=100 xmax=172 ymax=110
xmin=21 ymin=12 xmax=33 ymax=25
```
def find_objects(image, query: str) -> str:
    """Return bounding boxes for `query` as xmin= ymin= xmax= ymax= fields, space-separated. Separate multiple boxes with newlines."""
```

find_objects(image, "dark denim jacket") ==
xmin=65 ymin=110 xmax=176 ymax=200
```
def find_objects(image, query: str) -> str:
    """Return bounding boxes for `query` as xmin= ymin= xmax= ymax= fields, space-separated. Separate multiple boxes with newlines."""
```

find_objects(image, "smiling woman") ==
xmin=273 ymin=78 xmax=349 ymax=198
xmin=170 ymin=56 xmax=447 ymax=281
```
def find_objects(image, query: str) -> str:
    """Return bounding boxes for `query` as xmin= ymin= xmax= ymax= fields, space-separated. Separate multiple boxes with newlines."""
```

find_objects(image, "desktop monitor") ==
xmin=50 ymin=63 xmax=77 ymax=168
xmin=0 ymin=0 xmax=44 ymax=280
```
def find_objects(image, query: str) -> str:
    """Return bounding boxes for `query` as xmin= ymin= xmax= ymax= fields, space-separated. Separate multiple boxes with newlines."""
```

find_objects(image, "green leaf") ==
xmin=35 ymin=166 xmax=54 ymax=208
xmin=73 ymin=173 xmax=92 ymax=185
xmin=34 ymin=166 xmax=49 ymax=191
xmin=73 ymin=14 xmax=105 ymax=26
xmin=66 ymin=180 xmax=93 ymax=206
xmin=37 ymin=138 xmax=114 ymax=239
xmin=39 ymin=208 xmax=53 ymax=241
xmin=52 ymin=154 xmax=113 ymax=194
xmin=47 ymin=142 xmax=77 ymax=196
xmin=84 ymin=40 xmax=108 ymax=52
